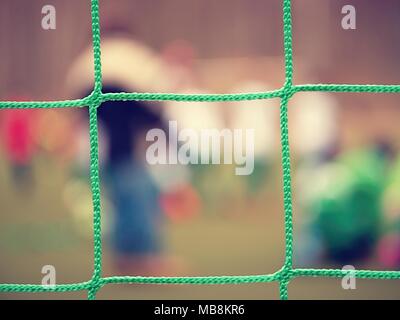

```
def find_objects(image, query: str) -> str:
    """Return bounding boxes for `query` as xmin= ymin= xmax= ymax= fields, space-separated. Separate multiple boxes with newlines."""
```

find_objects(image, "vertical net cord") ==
xmin=278 ymin=0 xmax=295 ymax=300
xmin=88 ymin=0 xmax=103 ymax=300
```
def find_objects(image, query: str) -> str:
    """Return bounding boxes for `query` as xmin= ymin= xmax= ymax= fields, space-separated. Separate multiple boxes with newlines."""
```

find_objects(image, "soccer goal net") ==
xmin=1 ymin=0 xmax=400 ymax=300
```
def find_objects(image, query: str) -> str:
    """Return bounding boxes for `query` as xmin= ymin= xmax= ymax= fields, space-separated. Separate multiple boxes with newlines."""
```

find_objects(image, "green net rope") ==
xmin=1 ymin=0 xmax=400 ymax=300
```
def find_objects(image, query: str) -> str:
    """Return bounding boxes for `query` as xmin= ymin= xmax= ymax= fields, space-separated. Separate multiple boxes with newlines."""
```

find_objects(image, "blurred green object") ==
xmin=308 ymin=148 xmax=385 ymax=264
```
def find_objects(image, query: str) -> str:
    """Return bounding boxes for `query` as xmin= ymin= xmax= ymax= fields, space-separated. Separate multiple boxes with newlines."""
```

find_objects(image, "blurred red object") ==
xmin=160 ymin=184 xmax=201 ymax=222
xmin=0 ymin=96 xmax=36 ymax=165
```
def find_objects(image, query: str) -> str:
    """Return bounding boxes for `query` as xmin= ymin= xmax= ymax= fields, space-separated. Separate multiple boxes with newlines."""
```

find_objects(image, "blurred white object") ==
xmin=163 ymin=88 xmax=224 ymax=130
xmin=163 ymin=88 xmax=225 ymax=162
xmin=230 ymin=81 xmax=279 ymax=158
xmin=66 ymin=36 xmax=174 ymax=95
xmin=290 ymin=92 xmax=338 ymax=157
xmin=66 ymin=36 xmax=179 ymax=170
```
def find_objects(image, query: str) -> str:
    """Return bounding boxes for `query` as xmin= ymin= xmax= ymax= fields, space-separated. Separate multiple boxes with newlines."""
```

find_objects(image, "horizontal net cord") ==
xmin=2 ymin=82 xmax=400 ymax=110
xmin=99 ymin=273 xmax=280 ymax=286
xmin=293 ymin=269 xmax=400 ymax=279
xmin=0 ymin=281 xmax=91 ymax=293
xmin=293 ymin=84 xmax=400 ymax=94
xmin=2 ymin=267 xmax=399 ymax=294
xmin=100 ymin=90 xmax=284 ymax=102
xmin=0 ymin=97 xmax=90 ymax=109
xmin=3 ymin=83 xmax=400 ymax=109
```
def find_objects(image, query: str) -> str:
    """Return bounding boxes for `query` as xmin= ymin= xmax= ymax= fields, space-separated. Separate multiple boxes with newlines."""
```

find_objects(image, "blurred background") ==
xmin=1 ymin=0 xmax=400 ymax=299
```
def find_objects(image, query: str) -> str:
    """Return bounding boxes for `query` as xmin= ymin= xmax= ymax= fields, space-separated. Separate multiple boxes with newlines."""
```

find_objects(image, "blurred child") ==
xmin=95 ymin=85 xmax=169 ymax=275
xmin=67 ymin=32 xmax=198 ymax=275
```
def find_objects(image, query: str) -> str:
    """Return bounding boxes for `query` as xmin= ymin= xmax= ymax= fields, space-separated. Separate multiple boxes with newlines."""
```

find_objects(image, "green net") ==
xmin=1 ymin=0 xmax=400 ymax=300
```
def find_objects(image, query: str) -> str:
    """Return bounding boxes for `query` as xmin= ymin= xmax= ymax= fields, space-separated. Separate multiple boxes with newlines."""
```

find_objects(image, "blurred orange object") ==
xmin=34 ymin=109 xmax=79 ymax=163
xmin=160 ymin=184 xmax=201 ymax=222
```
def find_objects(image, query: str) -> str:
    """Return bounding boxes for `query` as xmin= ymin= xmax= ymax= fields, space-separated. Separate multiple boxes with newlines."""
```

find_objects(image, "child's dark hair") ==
xmin=82 ymin=84 xmax=166 ymax=164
